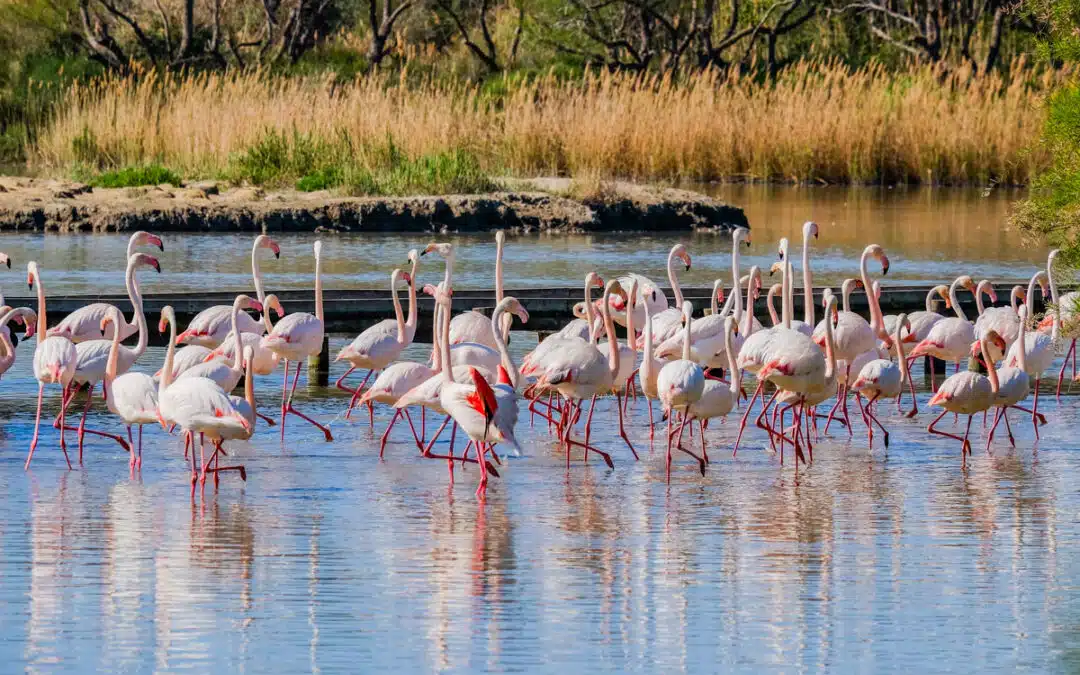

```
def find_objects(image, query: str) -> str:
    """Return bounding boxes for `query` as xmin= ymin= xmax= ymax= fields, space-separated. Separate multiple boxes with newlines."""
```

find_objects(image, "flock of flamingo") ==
xmin=0 ymin=223 xmax=1074 ymax=497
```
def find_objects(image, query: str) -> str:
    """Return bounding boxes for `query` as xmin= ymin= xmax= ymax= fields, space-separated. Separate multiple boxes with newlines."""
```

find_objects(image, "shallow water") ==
xmin=0 ymin=185 xmax=1039 ymax=297
xmin=0 ymin=331 xmax=1079 ymax=672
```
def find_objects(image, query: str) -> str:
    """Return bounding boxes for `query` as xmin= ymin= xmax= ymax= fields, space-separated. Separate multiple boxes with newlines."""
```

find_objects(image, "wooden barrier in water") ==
xmin=7 ymin=282 xmax=1043 ymax=379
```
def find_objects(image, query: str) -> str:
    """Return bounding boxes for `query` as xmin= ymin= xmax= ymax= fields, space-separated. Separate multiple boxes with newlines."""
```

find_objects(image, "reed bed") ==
xmin=32 ymin=60 xmax=1059 ymax=187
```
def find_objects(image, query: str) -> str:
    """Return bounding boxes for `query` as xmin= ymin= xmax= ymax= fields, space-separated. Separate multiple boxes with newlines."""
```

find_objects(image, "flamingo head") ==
xmin=803 ymin=221 xmax=819 ymax=241
xmin=495 ymin=230 xmax=506 ymax=246
xmin=894 ymin=313 xmax=912 ymax=345
xmin=255 ymin=235 xmax=281 ymax=259
xmin=977 ymin=280 xmax=997 ymax=304
xmin=734 ymin=227 xmax=751 ymax=248
xmin=133 ymin=253 xmax=161 ymax=274
xmin=672 ymin=244 xmax=691 ymax=271
xmin=264 ymin=294 xmax=285 ymax=319
xmin=242 ymin=345 xmax=255 ymax=370
xmin=22 ymin=312 xmax=36 ymax=339
xmin=777 ymin=237 xmax=789 ymax=261
xmin=236 ymin=294 xmax=263 ymax=313
xmin=406 ymin=248 xmax=420 ymax=266
xmin=715 ymin=286 xmax=725 ymax=305
xmin=958 ymin=275 xmax=977 ymax=294
xmin=504 ymin=296 xmax=530 ymax=325
xmin=421 ymin=242 xmax=453 ymax=258
xmin=99 ymin=306 xmax=123 ymax=333
xmin=934 ymin=284 xmax=952 ymax=309
xmin=136 ymin=231 xmax=165 ymax=252
xmin=158 ymin=306 xmax=175 ymax=335
xmin=865 ymin=244 xmax=889 ymax=275
xmin=1035 ymin=271 xmax=1049 ymax=298
xmin=0 ymin=252 xmax=10 ymax=269
xmin=26 ymin=261 xmax=37 ymax=291
xmin=769 ymin=261 xmax=784 ymax=277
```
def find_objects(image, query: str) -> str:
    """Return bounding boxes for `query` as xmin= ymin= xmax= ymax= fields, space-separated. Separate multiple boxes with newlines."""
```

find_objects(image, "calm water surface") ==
xmin=0 ymin=186 xmax=1075 ymax=672
xmin=0 ymin=185 xmax=1040 ymax=296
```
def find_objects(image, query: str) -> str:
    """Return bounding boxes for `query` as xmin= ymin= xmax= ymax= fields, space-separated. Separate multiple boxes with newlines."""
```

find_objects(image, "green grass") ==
xmin=89 ymin=165 xmax=182 ymax=188
xmin=226 ymin=129 xmax=495 ymax=196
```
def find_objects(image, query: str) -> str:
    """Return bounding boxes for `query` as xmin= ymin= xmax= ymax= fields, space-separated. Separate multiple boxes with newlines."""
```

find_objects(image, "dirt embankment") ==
xmin=0 ymin=177 xmax=748 ymax=233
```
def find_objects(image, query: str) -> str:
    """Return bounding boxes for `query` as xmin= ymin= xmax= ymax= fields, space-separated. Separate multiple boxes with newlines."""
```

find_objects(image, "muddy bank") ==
xmin=0 ymin=177 xmax=748 ymax=234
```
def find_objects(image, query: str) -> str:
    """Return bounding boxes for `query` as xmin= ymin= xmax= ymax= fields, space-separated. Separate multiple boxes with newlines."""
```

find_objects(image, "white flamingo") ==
xmin=157 ymin=305 xmax=250 ymax=492
xmin=0 ymin=306 xmax=34 ymax=380
xmin=1004 ymin=270 xmax=1052 ymax=436
xmin=61 ymin=253 xmax=159 ymax=460
xmin=1039 ymin=249 xmax=1080 ymax=395
xmin=177 ymin=295 xmax=264 ymax=392
xmin=336 ymin=252 xmax=419 ymax=417
xmin=261 ymin=240 xmax=333 ymax=442
xmin=657 ymin=301 xmax=707 ymax=476
xmin=178 ymin=234 xmax=280 ymax=347
xmin=48 ymin=231 xmax=163 ymax=343
xmin=884 ymin=284 xmax=950 ymax=343
xmin=852 ymin=312 xmax=916 ymax=449
xmin=101 ymin=306 xmax=158 ymax=470
xmin=684 ymin=316 xmax=741 ymax=463
xmin=909 ymin=275 xmax=979 ymax=387
xmin=927 ymin=330 xmax=1005 ymax=463
xmin=448 ymin=231 xmax=512 ymax=349
xmin=987 ymin=306 xmax=1035 ymax=451
xmin=26 ymin=262 xmax=77 ymax=470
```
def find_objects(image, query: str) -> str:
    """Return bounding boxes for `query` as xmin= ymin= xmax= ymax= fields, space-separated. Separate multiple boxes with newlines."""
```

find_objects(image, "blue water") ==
xmin=0 ymin=332 xmax=1077 ymax=672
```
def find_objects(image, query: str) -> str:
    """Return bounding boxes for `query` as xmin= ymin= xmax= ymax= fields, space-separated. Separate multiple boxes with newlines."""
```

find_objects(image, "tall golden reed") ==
xmin=32 ymin=60 xmax=1057 ymax=185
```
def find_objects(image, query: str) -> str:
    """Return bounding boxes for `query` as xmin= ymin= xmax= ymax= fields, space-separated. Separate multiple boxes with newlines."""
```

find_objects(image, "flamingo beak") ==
xmin=271 ymin=242 xmax=281 ymax=259
xmin=880 ymin=255 xmax=890 ymax=275
xmin=515 ymin=307 xmax=530 ymax=324
xmin=148 ymin=234 xmax=164 ymax=252
xmin=250 ymin=300 xmax=264 ymax=313
xmin=401 ymin=271 xmax=412 ymax=285
xmin=2 ymin=256 xmax=10 ymax=269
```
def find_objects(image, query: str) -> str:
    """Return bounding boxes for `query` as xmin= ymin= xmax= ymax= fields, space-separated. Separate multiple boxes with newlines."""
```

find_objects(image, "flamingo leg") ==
xmin=137 ymin=425 xmax=143 ymax=469
xmin=280 ymin=360 xmax=290 ymax=440
xmin=699 ymin=419 xmax=708 ymax=463
xmin=961 ymin=415 xmax=975 ymax=461
xmin=864 ymin=393 xmax=889 ymax=450
xmin=334 ymin=365 xmax=356 ymax=393
xmin=283 ymin=362 xmax=333 ymax=441
xmin=669 ymin=412 xmax=705 ymax=476
xmin=647 ymin=398 xmax=655 ymax=439
xmin=345 ymin=369 xmax=376 ymax=420
xmin=733 ymin=381 xmax=764 ymax=456
xmin=379 ymin=409 xmax=401 ymax=458
xmin=581 ymin=396 xmax=599 ymax=464
xmin=475 ymin=442 xmax=489 ymax=498
xmin=928 ymin=409 xmax=971 ymax=458
xmin=1001 ymin=407 xmax=1016 ymax=447
xmin=401 ymin=408 xmax=424 ymax=450
xmin=615 ymin=392 xmax=638 ymax=460
xmin=1057 ymin=340 xmax=1075 ymax=398
xmin=1032 ymin=379 xmax=1042 ymax=439
xmin=422 ymin=415 xmax=452 ymax=457
xmin=59 ymin=383 xmax=129 ymax=457
xmin=127 ymin=426 xmax=135 ymax=470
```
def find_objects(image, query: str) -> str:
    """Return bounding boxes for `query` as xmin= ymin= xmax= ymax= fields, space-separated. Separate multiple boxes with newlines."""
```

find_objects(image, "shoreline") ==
xmin=0 ymin=177 xmax=749 ymax=234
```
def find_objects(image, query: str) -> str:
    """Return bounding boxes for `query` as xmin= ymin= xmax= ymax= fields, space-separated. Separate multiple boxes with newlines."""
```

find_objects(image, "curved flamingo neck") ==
xmin=724 ymin=320 xmax=740 ymax=396
xmin=314 ymin=245 xmax=324 ymax=323
xmin=802 ymin=230 xmax=815 ymax=326
xmin=982 ymin=336 xmax=1000 ymax=393
xmin=1010 ymin=286 xmax=1024 ymax=313
xmin=680 ymin=304 xmax=692 ymax=361
xmin=1026 ymin=273 xmax=1041 ymax=319
xmin=860 ymin=249 xmax=884 ymax=336
xmin=625 ymin=283 xmax=637 ymax=355
xmin=766 ymin=284 xmax=781 ymax=326
xmin=439 ymin=299 xmax=453 ymax=383
xmin=667 ymin=247 xmax=685 ymax=306
xmin=390 ymin=273 xmax=405 ymax=343
xmin=975 ymin=282 xmax=991 ymax=316
xmin=0 ymin=307 xmax=28 ymax=362
xmin=252 ymin=240 xmax=271 ymax=332
xmin=841 ymin=281 xmax=855 ymax=314
xmin=244 ymin=349 xmax=256 ymax=413
xmin=743 ymin=268 xmax=759 ymax=336
xmin=491 ymin=303 xmax=518 ymax=389
xmin=431 ymin=302 xmax=442 ymax=371
xmin=31 ymin=266 xmax=46 ymax=344
xmin=782 ymin=261 xmax=793 ymax=329
xmin=949 ymin=278 xmax=968 ymax=321
xmin=731 ymin=232 xmax=744 ymax=323
xmin=822 ymin=301 xmax=837 ymax=385
xmin=894 ymin=320 xmax=909 ymax=382
xmin=642 ymin=300 xmax=655 ymax=383
xmin=160 ymin=313 xmax=177 ymax=395
xmin=405 ymin=256 xmax=419 ymax=332
xmin=711 ymin=279 xmax=722 ymax=316
xmin=601 ymin=286 xmax=619 ymax=377
xmin=1017 ymin=311 xmax=1028 ymax=372
xmin=583 ymin=276 xmax=598 ymax=343
xmin=230 ymin=297 xmax=245 ymax=371
xmin=126 ymin=258 xmax=149 ymax=359
xmin=104 ymin=311 xmax=123 ymax=394
xmin=924 ymin=287 xmax=938 ymax=312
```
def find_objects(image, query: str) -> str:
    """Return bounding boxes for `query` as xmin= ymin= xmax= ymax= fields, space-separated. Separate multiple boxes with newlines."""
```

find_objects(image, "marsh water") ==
xmin=0 ymin=185 xmax=1076 ymax=673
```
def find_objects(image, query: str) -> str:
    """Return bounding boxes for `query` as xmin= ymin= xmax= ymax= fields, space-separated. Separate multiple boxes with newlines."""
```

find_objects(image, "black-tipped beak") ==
xmin=158 ymin=242 xmax=165 ymax=252
xmin=420 ymin=250 xmax=429 ymax=257
xmin=4 ymin=258 xmax=10 ymax=268
xmin=153 ymin=261 xmax=161 ymax=273
xmin=27 ymin=282 xmax=32 ymax=291
xmin=274 ymin=251 xmax=280 ymax=259
xmin=744 ymin=240 xmax=751 ymax=248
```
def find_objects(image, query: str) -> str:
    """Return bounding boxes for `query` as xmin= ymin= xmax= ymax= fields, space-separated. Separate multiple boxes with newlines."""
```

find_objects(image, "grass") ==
xmin=29 ymin=59 xmax=1064 ymax=187
xmin=88 ymin=164 xmax=182 ymax=188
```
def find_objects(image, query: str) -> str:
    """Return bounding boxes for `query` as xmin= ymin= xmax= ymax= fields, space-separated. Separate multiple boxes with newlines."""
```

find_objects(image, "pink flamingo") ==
xmin=178 ymin=235 xmax=280 ymax=347
xmin=657 ymin=301 xmax=707 ymax=475
xmin=852 ymin=312 xmax=916 ymax=450
xmin=1005 ymin=271 xmax=1052 ymax=436
xmin=987 ymin=306 xmax=1035 ymax=451
xmin=0 ymin=306 xmax=34 ymax=379
xmin=101 ymin=307 xmax=158 ymax=470
xmin=177 ymin=295 xmax=265 ymax=392
xmin=261 ymin=240 xmax=333 ymax=442
xmin=1040 ymin=249 xmax=1080 ymax=396
xmin=926 ymin=330 xmax=1006 ymax=463
xmin=683 ymin=316 xmax=741 ymax=462
xmin=59 ymin=253 xmax=159 ymax=460
xmin=909 ymin=276 xmax=982 ymax=387
xmin=884 ymin=284 xmax=950 ymax=344
xmin=638 ymin=244 xmax=692 ymax=346
xmin=336 ymin=254 xmax=419 ymax=418
xmin=26 ymin=262 xmax=77 ymax=470
xmin=48 ymin=231 xmax=163 ymax=342
xmin=448 ymin=232 xmax=513 ymax=349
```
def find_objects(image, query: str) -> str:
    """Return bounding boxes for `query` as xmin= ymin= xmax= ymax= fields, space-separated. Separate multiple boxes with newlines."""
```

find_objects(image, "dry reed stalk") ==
xmin=32 ymin=60 xmax=1058 ymax=185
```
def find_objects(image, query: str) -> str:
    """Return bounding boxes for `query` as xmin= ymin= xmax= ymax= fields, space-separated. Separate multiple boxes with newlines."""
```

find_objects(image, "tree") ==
xmin=364 ymin=1 xmax=415 ymax=70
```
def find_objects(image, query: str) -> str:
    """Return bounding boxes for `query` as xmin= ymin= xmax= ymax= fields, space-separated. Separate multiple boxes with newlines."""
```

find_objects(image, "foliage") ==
xmin=89 ymin=165 xmax=182 ymax=187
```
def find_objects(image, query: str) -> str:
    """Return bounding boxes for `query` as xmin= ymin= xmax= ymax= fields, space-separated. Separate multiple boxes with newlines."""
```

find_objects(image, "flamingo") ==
xmin=1004 ymin=271 xmax=1052 ymax=436
xmin=595 ymin=277 xmax=639 ymax=457
xmin=59 ymin=253 xmax=159 ymax=460
xmin=157 ymin=305 xmax=250 ymax=491
xmin=1040 ymin=249 xmax=1080 ymax=395
xmin=448 ymin=232 xmax=512 ymax=349
xmin=657 ymin=301 xmax=707 ymax=475
xmin=684 ymin=316 xmax=741 ymax=462
xmin=799 ymin=221 xmax=819 ymax=332
xmin=431 ymin=289 xmax=505 ymax=498
xmin=101 ymin=307 xmax=158 ymax=471
xmin=986 ymin=306 xmax=1035 ymax=451
xmin=336 ymin=252 xmax=420 ymax=417
xmin=884 ymin=284 xmax=950 ymax=343
xmin=638 ymin=290 xmax=664 ymax=436
xmin=47 ymin=231 xmax=163 ymax=343
xmin=178 ymin=235 xmax=280 ymax=347
xmin=775 ymin=238 xmax=811 ymax=336
xmin=261 ymin=240 xmax=333 ymax=442
xmin=193 ymin=345 xmax=263 ymax=484
xmin=205 ymin=294 xmax=285 ymax=378
xmin=521 ymin=272 xmax=604 ymax=378
xmin=533 ymin=279 xmax=627 ymax=469
xmin=639 ymin=244 xmax=692 ymax=345
xmin=852 ymin=312 xmax=916 ymax=450
xmin=909 ymin=275 xmax=980 ymax=388
xmin=177 ymin=295 xmax=265 ymax=392
xmin=974 ymin=284 xmax=1022 ymax=362
xmin=26 ymin=261 xmax=77 ymax=470
xmin=926 ymin=330 xmax=1006 ymax=463
xmin=0 ymin=306 xmax=34 ymax=379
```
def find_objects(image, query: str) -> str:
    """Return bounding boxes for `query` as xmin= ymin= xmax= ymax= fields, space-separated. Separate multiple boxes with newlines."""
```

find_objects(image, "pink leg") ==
xmin=733 ymin=382 xmax=764 ymax=456
xmin=615 ymin=392 xmax=638 ymax=460
xmin=928 ymin=409 xmax=971 ymax=458
xmin=345 ymin=369 xmax=375 ymax=420
xmin=284 ymin=362 xmax=333 ymax=441
xmin=864 ymin=394 xmax=889 ymax=450
xmin=401 ymin=408 xmax=424 ymax=449
xmin=335 ymin=365 xmax=356 ymax=393
xmin=422 ymin=415 xmax=451 ymax=456
xmin=647 ymin=399 xmax=655 ymax=439
xmin=379 ymin=409 xmax=401 ymax=458
xmin=699 ymin=419 xmax=708 ymax=463
xmin=280 ymin=360 xmax=290 ymax=440
xmin=1032 ymin=380 xmax=1042 ymax=439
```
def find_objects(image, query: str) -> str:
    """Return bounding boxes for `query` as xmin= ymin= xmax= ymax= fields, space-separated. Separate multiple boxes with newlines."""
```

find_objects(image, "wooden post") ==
xmin=309 ymin=335 xmax=330 ymax=386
